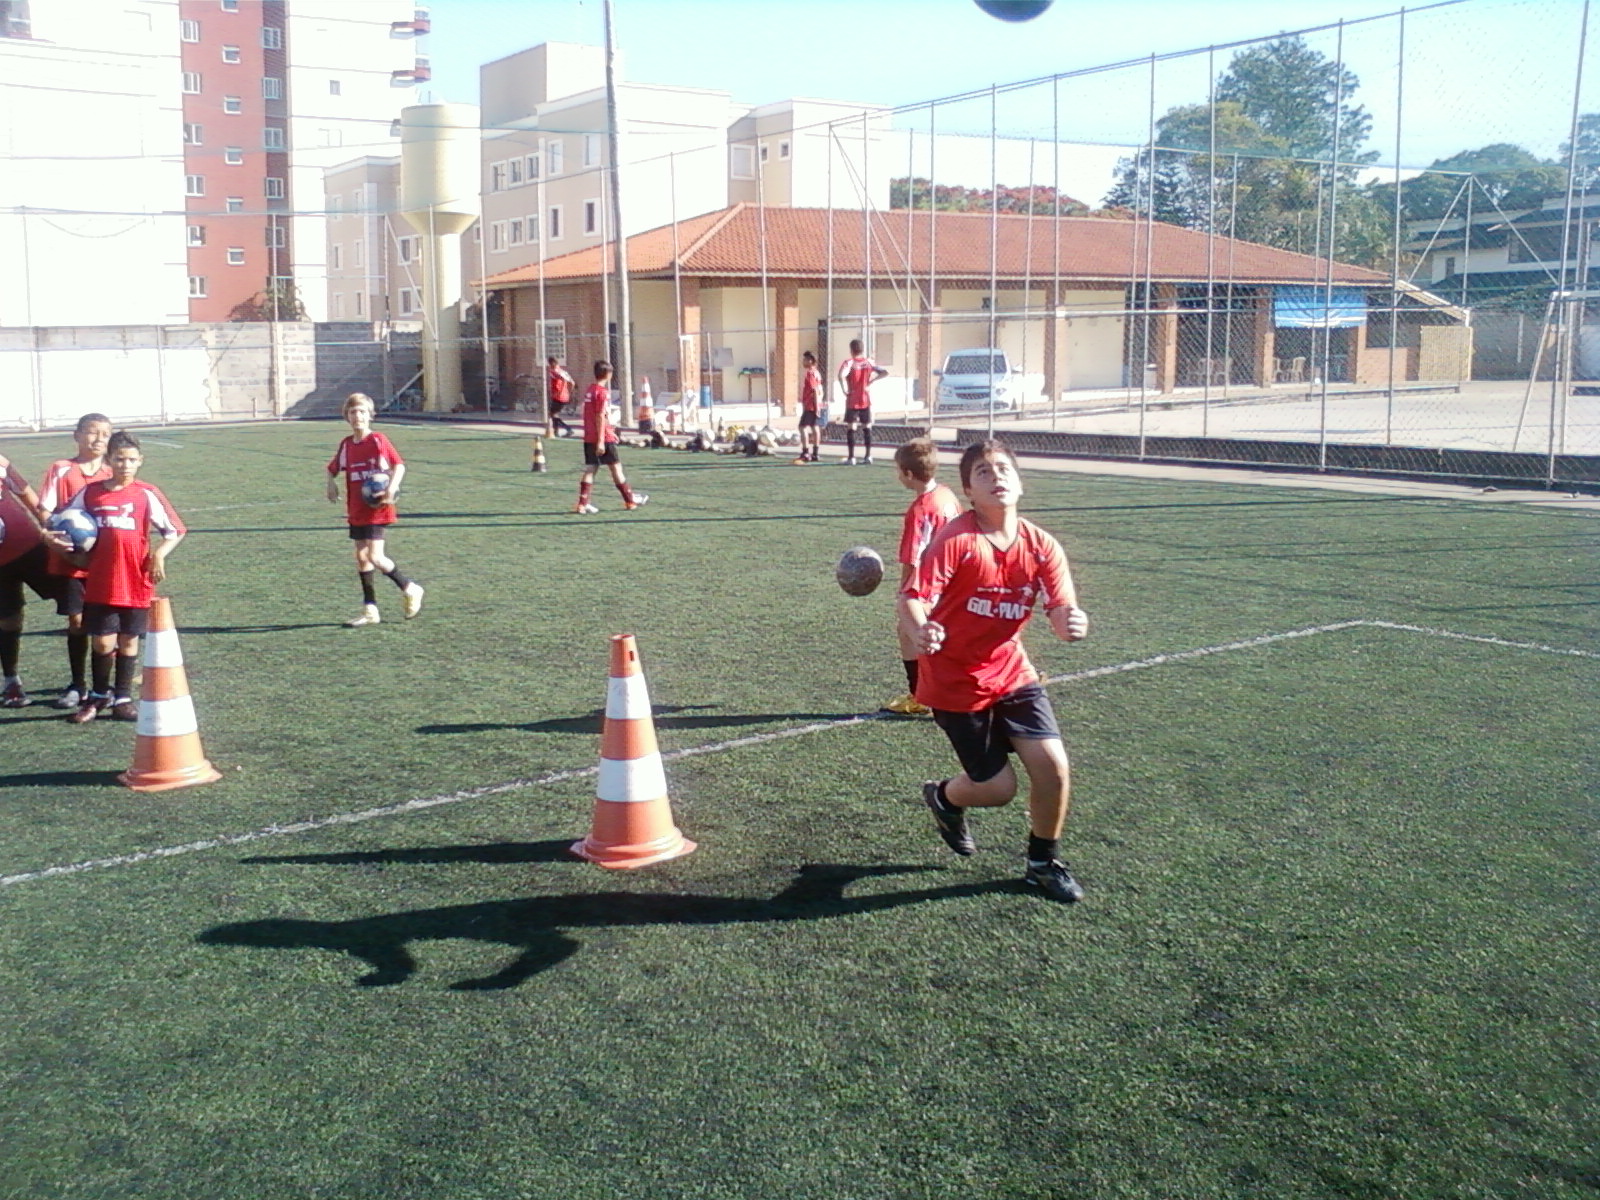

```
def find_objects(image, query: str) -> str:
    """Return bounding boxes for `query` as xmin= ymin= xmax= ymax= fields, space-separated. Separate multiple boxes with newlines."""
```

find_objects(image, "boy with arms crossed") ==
xmin=573 ymin=361 xmax=648 ymax=514
xmin=884 ymin=437 xmax=960 ymax=715
xmin=36 ymin=412 xmax=114 ymax=707
xmin=898 ymin=439 xmax=1091 ymax=902
xmin=326 ymin=393 xmax=424 ymax=627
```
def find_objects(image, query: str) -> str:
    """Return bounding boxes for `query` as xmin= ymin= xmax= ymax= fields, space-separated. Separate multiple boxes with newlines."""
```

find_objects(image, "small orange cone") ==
xmin=119 ymin=597 xmax=222 ymax=793
xmin=571 ymin=634 xmax=695 ymax=868
xmin=636 ymin=377 xmax=654 ymax=432
xmin=530 ymin=435 xmax=547 ymax=472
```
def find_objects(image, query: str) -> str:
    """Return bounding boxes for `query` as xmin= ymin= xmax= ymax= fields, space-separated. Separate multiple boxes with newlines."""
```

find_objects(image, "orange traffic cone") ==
xmin=118 ymin=596 xmax=222 ymax=792
xmin=571 ymin=634 xmax=695 ymax=868
xmin=636 ymin=377 xmax=654 ymax=432
xmin=530 ymin=435 xmax=547 ymax=472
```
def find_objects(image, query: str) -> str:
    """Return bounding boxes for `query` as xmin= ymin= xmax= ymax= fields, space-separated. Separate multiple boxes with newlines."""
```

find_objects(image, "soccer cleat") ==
xmin=923 ymin=781 xmax=976 ymax=856
xmin=110 ymin=699 xmax=139 ymax=722
xmin=53 ymin=687 xmax=83 ymax=711
xmin=843 ymin=456 xmax=857 ymax=466
xmin=345 ymin=605 xmax=381 ymax=627
xmin=1 ymin=680 xmax=28 ymax=708
xmin=402 ymin=582 xmax=425 ymax=619
xmin=69 ymin=692 xmax=111 ymax=724
xmin=792 ymin=455 xmax=810 ymax=465
xmin=1024 ymin=859 xmax=1085 ymax=903
xmin=862 ymin=456 xmax=875 ymax=466
xmin=625 ymin=493 xmax=649 ymax=510
xmin=574 ymin=502 xmax=600 ymax=514
xmin=883 ymin=692 xmax=932 ymax=716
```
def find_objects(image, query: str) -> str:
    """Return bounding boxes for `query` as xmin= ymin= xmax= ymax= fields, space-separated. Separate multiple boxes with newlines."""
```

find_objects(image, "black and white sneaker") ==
xmin=1024 ymin=859 xmax=1085 ymax=903
xmin=922 ymin=781 xmax=976 ymax=856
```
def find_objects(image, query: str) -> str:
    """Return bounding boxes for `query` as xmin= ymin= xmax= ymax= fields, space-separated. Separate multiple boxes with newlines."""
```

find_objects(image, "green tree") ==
xmin=1558 ymin=112 xmax=1600 ymax=189
xmin=229 ymin=278 xmax=308 ymax=322
xmin=890 ymin=177 xmax=1088 ymax=215
xmin=1371 ymin=143 xmax=1565 ymax=222
xmin=1215 ymin=35 xmax=1374 ymax=163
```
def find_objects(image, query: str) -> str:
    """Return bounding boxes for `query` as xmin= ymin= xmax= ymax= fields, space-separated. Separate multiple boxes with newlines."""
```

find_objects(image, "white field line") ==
xmin=1 ymin=619 xmax=1592 ymax=888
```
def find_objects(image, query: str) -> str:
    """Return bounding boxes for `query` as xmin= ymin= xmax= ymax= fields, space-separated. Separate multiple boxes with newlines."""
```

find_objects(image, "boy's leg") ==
xmin=609 ymin=460 xmax=646 ymax=509
xmin=368 ymin=536 xmax=423 ymax=618
xmin=73 ymin=621 xmax=117 ymax=722
xmin=111 ymin=631 xmax=142 ymax=719
xmin=921 ymin=705 xmax=1018 ymax=856
xmin=62 ymin=597 xmax=90 ymax=706
xmin=885 ymin=625 xmax=929 ymax=715
xmin=844 ymin=419 xmax=857 ymax=462
xmin=0 ymin=612 xmax=23 ymax=707
xmin=348 ymin=540 xmax=381 ymax=626
xmin=576 ymin=463 xmax=598 ymax=511
xmin=1011 ymin=733 xmax=1084 ymax=903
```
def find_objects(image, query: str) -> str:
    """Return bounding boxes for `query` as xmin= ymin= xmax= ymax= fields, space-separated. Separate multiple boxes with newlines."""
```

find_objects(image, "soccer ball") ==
xmin=836 ymin=546 xmax=885 ymax=597
xmin=973 ymin=0 xmax=1053 ymax=19
xmin=361 ymin=471 xmax=390 ymax=506
xmin=48 ymin=508 xmax=98 ymax=553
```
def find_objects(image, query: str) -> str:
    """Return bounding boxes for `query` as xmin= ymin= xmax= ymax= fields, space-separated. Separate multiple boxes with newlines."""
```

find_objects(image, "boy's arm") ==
xmin=382 ymin=462 xmax=407 ymax=502
xmin=1039 ymin=541 xmax=1088 ymax=642
xmin=146 ymin=530 xmax=184 ymax=585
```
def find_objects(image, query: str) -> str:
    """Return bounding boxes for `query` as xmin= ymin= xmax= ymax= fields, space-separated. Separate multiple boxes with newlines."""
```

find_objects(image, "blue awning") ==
xmin=1274 ymin=286 xmax=1368 ymax=329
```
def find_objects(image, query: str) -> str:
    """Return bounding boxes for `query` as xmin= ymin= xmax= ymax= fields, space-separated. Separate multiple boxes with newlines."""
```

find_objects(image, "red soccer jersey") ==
xmin=66 ymin=479 xmax=185 ymax=609
xmin=582 ymin=382 xmax=617 ymax=444
xmin=800 ymin=366 xmax=823 ymax=413
xmin=838 ymin=355 xmax=879 ymax=409
xmin=39 ymin=458 xmax=113 ymax=578
xmin=907 ymin=512 xmax=1073 ymax=712
xmin=549 ymin=367 xmax=573 ymax=407
xmin=898 ymin=483 xmax=962 ymax=568
xmin=327 ymin=431 xmax=403 ymax=526
xmin=0 ymin=460 xmax=41 ymax=568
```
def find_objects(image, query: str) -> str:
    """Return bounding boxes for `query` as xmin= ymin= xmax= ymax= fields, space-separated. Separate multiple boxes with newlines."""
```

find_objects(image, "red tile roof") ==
xmin=481 ymin=202 xmax=1389 ymax=290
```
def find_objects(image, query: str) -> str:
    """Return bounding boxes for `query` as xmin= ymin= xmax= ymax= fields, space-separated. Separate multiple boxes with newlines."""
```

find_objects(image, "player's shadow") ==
xmin=417 ymin=703 xmax=860 ymax=736
xmin=197 ymin=862 xmax=1004 ymax=990
xmin=240 ymin=838 xmax=577 ymax=867
xmin=0 ymin=768 xmax=122 ymax=787
xmin=180 ymin=622 xmax=339 ymax=635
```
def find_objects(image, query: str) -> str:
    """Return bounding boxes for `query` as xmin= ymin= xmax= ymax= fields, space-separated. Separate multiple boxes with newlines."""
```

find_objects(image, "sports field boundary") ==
xmin=3 ymin=619 xmax=1594 ymax=890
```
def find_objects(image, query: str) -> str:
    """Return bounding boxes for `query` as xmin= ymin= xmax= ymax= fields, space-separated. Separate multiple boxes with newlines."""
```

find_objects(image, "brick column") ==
xmin=774 ymin=278 xmax=799 ymax=417
xmin=678 ymin=277 xmax=702 ymax=411
xmin=1253 ymin=291 xmax=1276 ymax=387
xmin=1154 ymin=283 xmax=1179 ymax=394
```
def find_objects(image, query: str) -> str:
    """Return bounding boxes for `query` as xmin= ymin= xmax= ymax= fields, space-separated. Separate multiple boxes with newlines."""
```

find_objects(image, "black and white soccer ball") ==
xmin=48 ymin=508 xmax=98 ymax=553
xmin=836 ymin=546 xmax=885 ymax=597
xmin=361 ymin=471 xmax=391 ymax=506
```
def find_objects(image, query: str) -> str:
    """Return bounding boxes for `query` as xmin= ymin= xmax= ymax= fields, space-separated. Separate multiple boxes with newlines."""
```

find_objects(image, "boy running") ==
xmin=884 ymin=437 xmax=961 ymax=715
xmin=547 ymin=356 xmax=576 ymax=438
xmin=326 ymin=393 xmax=424 ymax=627
xmin=793 ymin=350 xmax=824 ymax=464
xmin=36 ymin=412 xmax=114 ymax=708
xmin=836 ymin=338 xmax=888 ymax=465
xmin=573 ymin=361 xmax=648 ymax=514
xmin=48 ymin=431 xmax=186 ymax=724
xmin=0 ymin=450 xmax=55 ymax=708
xmin=898 ymin=439 xmax=1091 ymax=903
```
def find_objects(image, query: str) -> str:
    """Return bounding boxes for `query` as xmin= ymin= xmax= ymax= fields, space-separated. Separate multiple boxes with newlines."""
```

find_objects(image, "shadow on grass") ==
xmin=0 ymin=769 xmax=123 ymax=787
xmin=240 ymin=838 xmax=578 ymax=867
xmin=418 ymin=704 xmax=864 ymax=736
xmin=199 ymin=862 xmax=1007 ymax=990
xmin=180 ymin=622 xmax=340 ymax=635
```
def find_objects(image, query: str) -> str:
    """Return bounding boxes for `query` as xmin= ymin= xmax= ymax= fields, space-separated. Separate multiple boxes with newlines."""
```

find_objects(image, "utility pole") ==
xmin=604 ymin=0 xmax=634 ymax=424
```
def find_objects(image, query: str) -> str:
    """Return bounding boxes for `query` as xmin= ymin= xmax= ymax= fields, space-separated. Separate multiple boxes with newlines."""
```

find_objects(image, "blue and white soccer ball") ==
xmin=361 ymin=471 xmax=391 ymax=507
xmin=49 ymin=508 xmax=98 ymax=553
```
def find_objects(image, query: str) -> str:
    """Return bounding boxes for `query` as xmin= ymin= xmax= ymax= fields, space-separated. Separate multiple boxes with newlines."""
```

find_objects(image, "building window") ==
xmin=226 ymin=196 xmax=244 ymax=212
xmin=354 ymin=291 xmax=364 ymax=316
xmin=186 ymin=225 xmax=206 ymax=247
xmin=539 ymin=318 xmax=566 ymax=362
xmin=227 ymin=247 xmax=245 ymax=265
xmin=508 ymin=157 xmax=523 ymax=186
xmin=731 ymin=144 xmax=755 ymax=179
xmin=548 ymin=205 xmax=563 ymax=241
xmin=185 ymin=174 xmax=205 ymax=196
xmin=262 ymin=126 xmax=284 ymax=149
xmin=264 ymin=176 xmax=284 ymax=199
xmin=527 ymin=213 xmax=539 ymax=245
xmin=262 ymin=77 xmax=282 ymax=100
xmin=398 ymin=287 xmax=418 ymax=316
xmin=349 ymin=190 xmax=362 ymax=213
xmin=188 ymin=276 xmax=207 ymax=298
xmin=265 ymin=224 xmax=285 ymax=247
xmin=489 ymin=220 xmax=507 ymax=252
xmin=182 ymin=72 xmax=202 ymax=94
xmin=180 ymin=18 xmax=200 ymax=42
xmin=546 ymin=138 xmax=564 ymax=176
xmin=583 ymin=134 xmax=600 ymax=167
xmin=759 ymin=143 xmax=769 ymax=163
xmin=261 ymin=26 xmax=282 ymax=49
xmin=508 ymin=218 xmax=524 ymax=246
xmin=328 ymin=79 xmax=341 ymax=96
xmin=221 ymin=44 xmax=240 ymax=63
xmin=224 ymin=146 xmax=243 ymax=165
xmin=490 ymin=161 xmax=506 ymax=191
xmin=396 ymin=235 xmax=417 ymax=264
xmin=318 ymin=128 xmax=342 ymax=147
xmin=223 ymin=96 xmax=242 ymax=114
xmin=219 ymin=0 xmax=238 ymax=10
xmin=327 ymin=194 xmax=341 ymax=215
xmin=352 ymin=239 xmax=363 ymax=267
xmin=525 ymin=151 xmax=540 ymax=180
xmin=583 ymin=199 xmax=598 ymax=235
xmin=329 ymin=243 xmax=342 ymax=270
xmin=779 ymin=140 xmax=791 ymax=159
xmin=182 ymin=123 xmax=203 ymax=145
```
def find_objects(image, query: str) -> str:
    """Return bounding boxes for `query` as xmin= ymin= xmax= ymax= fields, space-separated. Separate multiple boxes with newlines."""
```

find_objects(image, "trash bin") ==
xmin=699 ymin=384 xmax=713 ymax=408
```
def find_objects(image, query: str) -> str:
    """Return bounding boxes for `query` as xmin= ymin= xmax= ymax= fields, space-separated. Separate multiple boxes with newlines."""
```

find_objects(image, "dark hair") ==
xmin=593 ymin=360 xmax=612 ymax=380
xmin=802 ymin=350 xmax=816 ymax=365
xmin=76 ymin=413 xmax=111 ymax=434
xmin=547 ymin=356 xmax=559 ymax=365
xmin=958 ymin=438 xmax=1017 ymax=489
xmin=849 ymin=339 xmax=864 ymax=355
xmin=893 ymin=437 xmax=939 ymax=483
xmin=106 ymin=430 xmax=142 ymax=455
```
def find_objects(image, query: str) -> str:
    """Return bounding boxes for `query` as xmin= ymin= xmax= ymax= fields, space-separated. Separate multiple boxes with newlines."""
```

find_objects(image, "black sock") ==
xmin=902 ymin=658 xmax=918 ymax=692
xmin=114 ymin=653 xmax=137 ymax=701
xmin=67 ymin=631 xmax=89 ymax=690
xmin=90 ymin=650 xmax=113 ymax=696
xmin=359 ymin=571 xmax=377 ymax=606
xmin=1027 ymin=834 xmax=1060 ymax=864
xmin=847 ymin=429 xmax=857 ymax=456
xmin=384 ymin=567 xmax=413 ymax=591
xmin=863 ymin=432 xmax=873 ymax=458
xmin=0 ymin=628 xmax=18 ymax=677
xmin=935 ymin=779 xmax=957 ymax=812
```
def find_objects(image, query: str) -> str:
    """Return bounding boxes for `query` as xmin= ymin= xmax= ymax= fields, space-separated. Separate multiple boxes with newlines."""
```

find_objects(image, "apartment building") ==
xmin=323 ymin=154 xmax=430 ymax=324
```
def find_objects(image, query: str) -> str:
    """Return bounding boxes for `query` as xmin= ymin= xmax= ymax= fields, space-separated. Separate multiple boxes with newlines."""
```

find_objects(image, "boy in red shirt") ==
xmin=898 ymin=438 xmax=1091 ymax=902
xmin=47 ymin=431 xmax=187 ymax=723
xmin=836 ymin=338 xmax=888 ymax=466
xmin=35 ymin=412 xmax=113 ymax=708
xmin=326 ymin=393 xmax=424 ymax=627
xmin=546 ymin=356 xmax=576 ymax=438
xmin=0 ymin=451 xmax=54 ymax=708
xmin=573 ymin=361 xmax=648 ymax=515
xmin=793 ymin=350 xmax=824 ymax=464
xmin=884 ymin=437 xmax=961 ymax=715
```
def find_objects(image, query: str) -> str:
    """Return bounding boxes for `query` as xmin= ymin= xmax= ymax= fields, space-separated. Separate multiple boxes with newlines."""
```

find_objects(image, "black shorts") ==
xmin=844 ymin=405 xmax=872 ymax=426
xmin=348 ymin=523 xmax=393 ymax=541
xmin=583 ymin=441 xmax=620 ymax=467
xmin=798 ymin=409 xmax=819 ymax=429
xmin=82 ymin=602 xmax=150 ymax=637
xmin=0 ymin=546 xmax=61 ymax=618
xmin=932 ymin=684 xmax=1062 ymax=784
xmin=55 ymin=575 xmax=85 ymax=617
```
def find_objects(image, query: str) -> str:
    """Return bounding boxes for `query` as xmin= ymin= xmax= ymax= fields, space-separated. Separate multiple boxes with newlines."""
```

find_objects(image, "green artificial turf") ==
xmin=0 ymin=419 xmax=1595 ymax=1199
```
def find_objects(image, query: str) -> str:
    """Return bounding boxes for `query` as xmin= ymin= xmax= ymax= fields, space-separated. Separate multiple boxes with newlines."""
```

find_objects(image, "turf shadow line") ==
xmin=196 ymin=863 xmax=1005 ymax=990
xmin=420 ymin=708 xmax=863 ymax=736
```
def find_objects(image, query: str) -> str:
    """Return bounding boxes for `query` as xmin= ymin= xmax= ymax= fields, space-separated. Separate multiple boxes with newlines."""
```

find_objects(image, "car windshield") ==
xmin=945 ymin=354 xmax=1006 ymax=375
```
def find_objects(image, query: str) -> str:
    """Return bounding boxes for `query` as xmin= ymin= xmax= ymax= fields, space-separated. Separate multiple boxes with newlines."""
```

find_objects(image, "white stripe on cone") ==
xmin=596 ymin=755 xmax=668 ymax=804
xmin=136 ymin=694 xmax=200 ymax=738
xmin=143 ymin=627 xmax=184 ymax=669
xmin=605 ymin=673 xmax=651 ymax=720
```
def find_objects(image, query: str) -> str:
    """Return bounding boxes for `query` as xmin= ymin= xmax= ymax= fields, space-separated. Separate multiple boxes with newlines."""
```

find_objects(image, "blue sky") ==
xmin=419 ymin=0 xmax=1593 ymax=201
